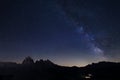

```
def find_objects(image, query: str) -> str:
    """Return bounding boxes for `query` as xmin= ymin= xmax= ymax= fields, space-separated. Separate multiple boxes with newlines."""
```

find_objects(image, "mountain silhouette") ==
xmin=0 ymin=57 xmax=120 ymax=80
xmin=22 ymin=56 xmax=34 ymax=64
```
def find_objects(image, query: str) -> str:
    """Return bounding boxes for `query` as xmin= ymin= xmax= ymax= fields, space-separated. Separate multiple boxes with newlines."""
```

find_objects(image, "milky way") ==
xmin=56 ymin=1 xmax=106 ymax=59
xmin=76 ymin=26 xmax=107 ymax=60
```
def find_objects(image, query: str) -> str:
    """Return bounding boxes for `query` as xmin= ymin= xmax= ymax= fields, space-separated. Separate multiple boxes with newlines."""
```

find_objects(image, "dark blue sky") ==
xmin=0 ymin=0 xmax=120 ymax=66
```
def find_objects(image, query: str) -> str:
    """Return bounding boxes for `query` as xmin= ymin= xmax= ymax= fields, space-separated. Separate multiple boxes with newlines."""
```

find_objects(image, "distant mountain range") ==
xmin=0 ymin=57 xmax=120 ymax=80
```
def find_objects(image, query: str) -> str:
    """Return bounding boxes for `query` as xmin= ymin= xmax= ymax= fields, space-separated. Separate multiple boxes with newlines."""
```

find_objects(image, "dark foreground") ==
xmin=0 ymin=57 xmax=120 ymax=80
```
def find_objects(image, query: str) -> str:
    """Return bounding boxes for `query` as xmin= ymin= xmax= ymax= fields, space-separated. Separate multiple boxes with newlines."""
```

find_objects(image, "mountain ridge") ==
xmin=0 ymin=57 xmax=120 ymax=80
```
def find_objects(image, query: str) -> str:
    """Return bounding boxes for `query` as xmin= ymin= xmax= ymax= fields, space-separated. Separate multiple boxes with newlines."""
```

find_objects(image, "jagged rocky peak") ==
xmin=35 ymin=59 xmax=54 ymax=65
xmin=22 ymin=56 xmax=55 ymax=66
xmin=22 ymin=56 xmax=34 ymax=64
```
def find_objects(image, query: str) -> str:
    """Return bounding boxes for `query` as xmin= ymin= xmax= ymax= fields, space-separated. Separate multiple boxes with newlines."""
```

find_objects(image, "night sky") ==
xmin=0 ymin=0 xmax=120 ymax=66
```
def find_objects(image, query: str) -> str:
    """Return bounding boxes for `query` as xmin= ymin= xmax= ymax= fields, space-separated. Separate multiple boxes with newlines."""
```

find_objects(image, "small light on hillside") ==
xmin=82 ymin=74 xmax=92 ymax=79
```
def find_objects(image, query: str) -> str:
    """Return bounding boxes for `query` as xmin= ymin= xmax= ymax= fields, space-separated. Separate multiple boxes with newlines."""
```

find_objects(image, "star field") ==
xmin=0 ymin=0 xmax=120 ymax=66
